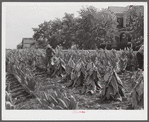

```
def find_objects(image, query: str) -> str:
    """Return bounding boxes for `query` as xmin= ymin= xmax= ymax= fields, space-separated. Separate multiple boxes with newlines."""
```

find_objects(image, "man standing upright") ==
xmin=136 ymin=45 xmax=144 ymax=70
xmin=46 ymin=44 xmax=55 ymax=72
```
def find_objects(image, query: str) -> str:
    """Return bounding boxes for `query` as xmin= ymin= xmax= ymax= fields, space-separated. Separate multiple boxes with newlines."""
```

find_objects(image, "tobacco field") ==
xmin=6 ymin=48 xmax=144 ymax=110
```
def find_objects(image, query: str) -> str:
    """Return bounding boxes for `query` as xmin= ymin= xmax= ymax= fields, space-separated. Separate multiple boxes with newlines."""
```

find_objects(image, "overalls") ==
xmin=46 ymin=47 xmax=54 ymax=71
xmin=136 ymin=45 xmax=144 ymax=70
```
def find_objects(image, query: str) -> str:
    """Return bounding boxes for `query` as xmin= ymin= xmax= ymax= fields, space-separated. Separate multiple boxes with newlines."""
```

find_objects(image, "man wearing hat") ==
xmin=46 ymin=44 xmax=55 ymax=72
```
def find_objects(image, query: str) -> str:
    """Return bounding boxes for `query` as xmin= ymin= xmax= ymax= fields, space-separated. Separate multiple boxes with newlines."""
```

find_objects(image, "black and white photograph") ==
xmin=2 ymin=1 xmax=148 ymax=120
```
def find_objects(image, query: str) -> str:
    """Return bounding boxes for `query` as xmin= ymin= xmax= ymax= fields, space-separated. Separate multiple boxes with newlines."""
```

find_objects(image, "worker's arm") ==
xmin=51 ymin=48 xmax=56 ymax=55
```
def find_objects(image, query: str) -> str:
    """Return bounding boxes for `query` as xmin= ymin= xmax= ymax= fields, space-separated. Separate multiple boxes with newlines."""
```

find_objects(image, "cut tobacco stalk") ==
xmin=100 ymin=70 xmax=125 ymax=102
xmin=129 ymin=70 xmax=144 ymax=109
xmin=83 ymin=63 xmax=102 ymax=94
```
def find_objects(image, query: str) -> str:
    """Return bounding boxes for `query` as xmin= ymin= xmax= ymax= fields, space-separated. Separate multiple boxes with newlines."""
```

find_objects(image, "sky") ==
xmin=2 ymin=2 xmax=143 ymax=49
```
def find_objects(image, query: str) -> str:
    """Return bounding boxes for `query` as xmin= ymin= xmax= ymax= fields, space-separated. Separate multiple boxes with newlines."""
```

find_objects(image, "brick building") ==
xmin=108 ymin=6 xmax=129 ymax=29
xmin=108 ymin=6 xmax=144 ymax=50
xmin=108 ymin=6 xmax=144 ymax=30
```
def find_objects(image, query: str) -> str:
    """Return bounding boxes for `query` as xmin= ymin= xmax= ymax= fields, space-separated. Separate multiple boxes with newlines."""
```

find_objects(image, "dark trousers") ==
xmin=46 ymin=56 xmax=52 ymax=71
xmin=136 ymin=52 xmax=143 ymax=70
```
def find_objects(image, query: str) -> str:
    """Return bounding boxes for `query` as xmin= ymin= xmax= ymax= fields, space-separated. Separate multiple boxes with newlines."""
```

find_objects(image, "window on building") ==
xmin=117 ymin=17 xmax=123 ymax=28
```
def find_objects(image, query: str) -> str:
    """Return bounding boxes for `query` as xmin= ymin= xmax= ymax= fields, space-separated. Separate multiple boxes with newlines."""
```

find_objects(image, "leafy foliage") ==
xmin=125 ymin=5 xmax=144 ymax=50
xmin=129 ymin=69 xmax=144 ymax=109
xmin=100 ymin=68 xmax=125 ymax=102
xmin=50 ymin=48 xmax=132 ymax=96
xmin=125 ymin=6 xmax=144 ymax=37
xmin=40 ymin=88 xmax=78 ymax=110
xmin=32 ymin=6 xmax=118 ymax=49
xmin=6 ymin=48 xmax=143 ymax=110
xmin=6 ymin=49 xmax=78 ymax=110
xmin=5 ymin=91 xmax=15 ymax=109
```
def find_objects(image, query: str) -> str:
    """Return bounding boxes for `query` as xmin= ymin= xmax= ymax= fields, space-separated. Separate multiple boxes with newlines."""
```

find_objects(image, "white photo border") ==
xmin=2 ymin=2 xmax=148 ymax=120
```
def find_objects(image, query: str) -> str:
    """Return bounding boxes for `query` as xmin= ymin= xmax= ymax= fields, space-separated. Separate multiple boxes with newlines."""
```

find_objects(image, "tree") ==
xmin=125 ymin=5 xmax=144 ymax=39
xmin=76 ymin=6 xmax=118 ymax=49
xmin=32 ymin=6 xmax=118 ymax=49
xmin=124 ymin=5 xmax=144 ymax=50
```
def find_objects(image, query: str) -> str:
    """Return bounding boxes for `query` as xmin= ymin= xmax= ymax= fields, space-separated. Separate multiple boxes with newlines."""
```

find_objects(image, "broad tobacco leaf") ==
xmin=104 ymin=73 xmax=111 ymax=82
xmin=111 ymin=75 xmax=118 ymax=92
xmin=68 ymin=56 xmax=75 ymax=69
xmin=86 ymin=62 xmax=93 ymax=71
xmin=75 ymin=63 xmax=81 ymax=72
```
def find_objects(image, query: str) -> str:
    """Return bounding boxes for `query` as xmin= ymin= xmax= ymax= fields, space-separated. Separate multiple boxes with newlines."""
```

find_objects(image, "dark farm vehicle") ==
xmin=99 ymin=31 xmax=143 ymax=51
xmin=99 ymin=32 xmax=132 ymax=50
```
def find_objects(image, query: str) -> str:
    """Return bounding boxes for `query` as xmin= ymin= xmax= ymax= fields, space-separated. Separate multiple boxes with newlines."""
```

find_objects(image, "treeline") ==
xmin=32 ymin=5 xmax=144 ymax=49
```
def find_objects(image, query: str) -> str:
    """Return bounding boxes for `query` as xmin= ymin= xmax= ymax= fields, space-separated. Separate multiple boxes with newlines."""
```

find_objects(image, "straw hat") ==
xmin=46 ymin=44 xmax=52 ymax=49
xmin=138 ymin=45 xmax=144 ymax=54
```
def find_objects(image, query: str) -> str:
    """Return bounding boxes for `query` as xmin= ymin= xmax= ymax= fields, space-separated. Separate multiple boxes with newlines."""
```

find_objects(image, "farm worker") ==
xmin=136 ymin=45 xmax=144 ymax=70
xmin=131 ymin=37 xmax=137 ymax=50
xmin=127 ymin=41 xmax=132 ymax=49
xmin=140 ymin=36 xmax=143 ymax=43
xmin=46 ymin=44 xmax=55 ymax=72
